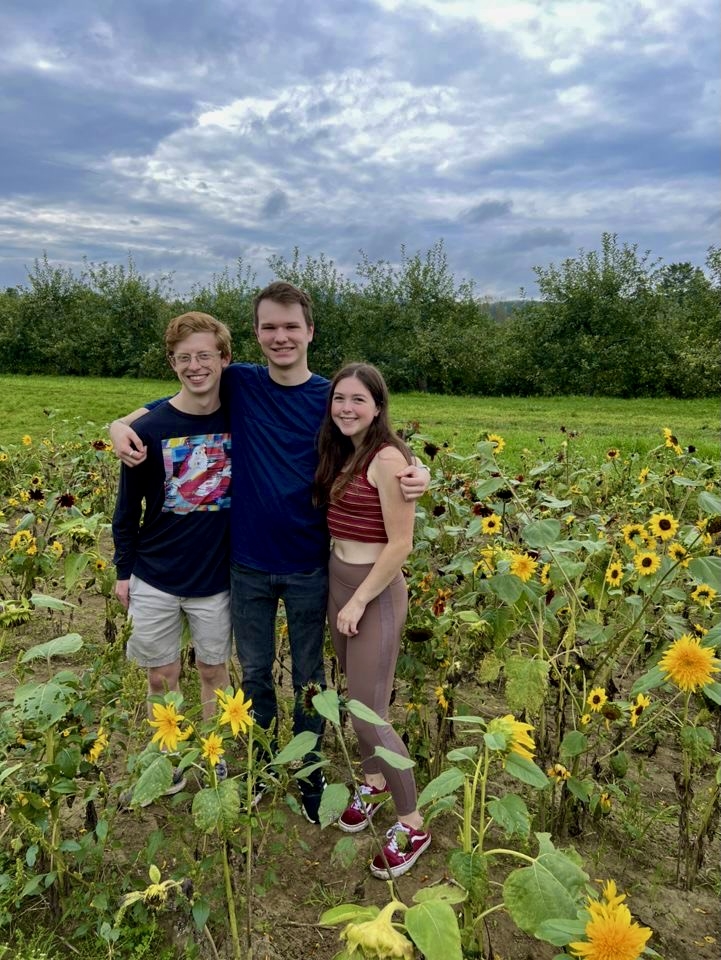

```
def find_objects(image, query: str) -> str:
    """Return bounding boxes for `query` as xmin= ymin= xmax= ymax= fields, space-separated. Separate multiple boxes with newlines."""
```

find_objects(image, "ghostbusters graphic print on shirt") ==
xmin=162 ymin=433 xmax=232 ymax=514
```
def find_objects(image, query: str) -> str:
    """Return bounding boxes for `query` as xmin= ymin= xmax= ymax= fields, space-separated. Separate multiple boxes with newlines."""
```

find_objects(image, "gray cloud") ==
xmin=0 ymin=0 xmax=718 ymax=298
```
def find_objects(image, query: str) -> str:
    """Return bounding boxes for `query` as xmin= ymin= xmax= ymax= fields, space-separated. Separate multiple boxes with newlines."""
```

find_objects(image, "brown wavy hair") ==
xmin=314 ymin=362 xmax=412 ymax=507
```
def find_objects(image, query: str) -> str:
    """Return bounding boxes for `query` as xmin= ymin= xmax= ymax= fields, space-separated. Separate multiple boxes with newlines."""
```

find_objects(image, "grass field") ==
xmin=0 ymin=374 xmax=718 ymax=469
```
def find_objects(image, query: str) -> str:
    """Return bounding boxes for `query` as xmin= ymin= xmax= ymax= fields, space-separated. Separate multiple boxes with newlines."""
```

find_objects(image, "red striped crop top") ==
xmin=327 ymin=450 xmax=388 ymax=544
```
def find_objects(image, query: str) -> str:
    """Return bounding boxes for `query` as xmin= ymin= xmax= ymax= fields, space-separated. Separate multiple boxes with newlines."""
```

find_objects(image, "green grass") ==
xmin=0 ymin=375 xmax=718 ymax=470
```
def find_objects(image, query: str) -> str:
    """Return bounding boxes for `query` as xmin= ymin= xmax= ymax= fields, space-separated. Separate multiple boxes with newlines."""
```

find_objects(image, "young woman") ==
xmin=314 ymin=362 xmax=430 ymax=878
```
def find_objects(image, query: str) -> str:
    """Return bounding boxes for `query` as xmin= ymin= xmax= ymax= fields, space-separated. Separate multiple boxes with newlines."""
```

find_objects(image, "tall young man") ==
xmin=112 ymin=312 xmax=233 ymax=789
xmin=111 ymin=283 xmax=428 ymax=821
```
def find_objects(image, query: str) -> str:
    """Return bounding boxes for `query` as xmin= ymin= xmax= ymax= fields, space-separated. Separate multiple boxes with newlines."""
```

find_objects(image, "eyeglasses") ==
xmin=169 ymin=351 xmax=222 ymax=366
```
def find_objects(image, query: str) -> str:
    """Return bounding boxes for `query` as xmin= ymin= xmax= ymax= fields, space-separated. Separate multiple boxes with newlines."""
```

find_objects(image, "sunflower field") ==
xmin=0 ymin=417 xmax=719 ymax=960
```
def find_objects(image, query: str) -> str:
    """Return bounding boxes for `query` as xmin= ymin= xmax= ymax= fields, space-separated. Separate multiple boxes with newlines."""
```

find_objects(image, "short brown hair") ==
xmin=253 ymin=281 xmax=313 ymax=329
xmin=165 ymin=312 xmax=232 ymax=358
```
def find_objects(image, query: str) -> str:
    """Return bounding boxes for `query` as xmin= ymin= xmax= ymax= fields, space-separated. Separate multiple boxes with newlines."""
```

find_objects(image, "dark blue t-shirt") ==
xmin=223 ymin=364 xmax=330 ymax=574
xmin=112 ymin=401 xmax=231 ymax=595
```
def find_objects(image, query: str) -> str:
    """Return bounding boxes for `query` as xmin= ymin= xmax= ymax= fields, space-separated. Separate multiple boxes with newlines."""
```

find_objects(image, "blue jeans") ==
xmin=231 ymin=562 xmax=327 ymax=742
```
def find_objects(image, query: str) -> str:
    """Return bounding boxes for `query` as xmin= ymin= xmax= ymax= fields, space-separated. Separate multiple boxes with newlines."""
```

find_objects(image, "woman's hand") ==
xmin=337 ymin=596 xmax=368 ymax=636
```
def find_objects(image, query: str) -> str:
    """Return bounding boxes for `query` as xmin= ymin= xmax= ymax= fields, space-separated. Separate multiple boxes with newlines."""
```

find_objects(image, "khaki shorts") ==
xmin=127 ymin=575 xmax=231 ymax=668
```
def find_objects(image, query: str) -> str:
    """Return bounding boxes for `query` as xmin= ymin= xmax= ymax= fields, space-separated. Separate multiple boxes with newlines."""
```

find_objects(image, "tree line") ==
xmin=1 ymin=234 xmax=718 ymax=397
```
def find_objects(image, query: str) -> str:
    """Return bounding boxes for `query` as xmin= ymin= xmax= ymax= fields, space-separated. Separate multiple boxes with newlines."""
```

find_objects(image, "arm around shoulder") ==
xmin=109 ymin=407 xmax=150 ymax=466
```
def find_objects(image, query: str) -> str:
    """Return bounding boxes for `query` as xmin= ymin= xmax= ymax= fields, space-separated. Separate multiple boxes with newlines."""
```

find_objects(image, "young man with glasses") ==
xmin=112 ymin=312 xmax=233 ymax=794
xmin=110 ymin=283 xmax=429 ymax=821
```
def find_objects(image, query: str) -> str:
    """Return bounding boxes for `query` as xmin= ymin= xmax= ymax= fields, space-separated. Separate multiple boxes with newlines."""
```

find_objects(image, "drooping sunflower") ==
xmin=637 ymin=467 xmax=649 ymax=484
xmin=605 ymin=562 xmax=624 ymax=587
xmin=481 ymin=513 xmax=502 ymax=535
xmin=633 ymin=551 xmax=660 ymax=576
xmin=509 ymin=552 xmax=538 ymax=582
xmin=216 ymin=688 xmax=254 ymax=736
xmin=569 ymin=879 xmax=652 ymax=960
xmin=690 ymin=583 xmax=717 ymax=607
xmin=629 ymin=693 xmax=651 ymax=728
xmin=658 ymin=634 xmax=720 ymax=693
xmin=587 ymin=687 xmax=607 ymax=713
xmin=488 ymin=714 xmax=536 ymax=761
xmin=547 ymin=762 xmax=571 ymax=782
xmin=486 ymin=433 xmax=506 ymax=454
xmin=87 ymin=726 xmax=109 ymax=764
xmin=621 ymin=522 xmax=648 ymax=550
xmin=648 ymin=512 xmax=679 ymax=541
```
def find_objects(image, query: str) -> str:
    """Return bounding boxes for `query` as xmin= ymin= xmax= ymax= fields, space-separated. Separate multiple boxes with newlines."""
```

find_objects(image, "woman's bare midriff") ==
xmin=331 ymin=538 xmax=384 ymax=564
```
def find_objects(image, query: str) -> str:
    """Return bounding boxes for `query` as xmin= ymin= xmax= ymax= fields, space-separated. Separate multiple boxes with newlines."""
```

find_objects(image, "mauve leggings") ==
xmin=328 ymin=552 xmax=417 ymax=818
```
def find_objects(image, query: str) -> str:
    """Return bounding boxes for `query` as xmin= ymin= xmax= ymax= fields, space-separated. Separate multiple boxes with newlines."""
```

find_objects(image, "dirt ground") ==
xmin=2 ymin=602 xmax=720 ymax=960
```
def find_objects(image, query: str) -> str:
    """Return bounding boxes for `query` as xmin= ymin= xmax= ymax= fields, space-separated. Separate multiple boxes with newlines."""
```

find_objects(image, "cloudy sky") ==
xmin=1 ymin=0 xmax=718 ymax=299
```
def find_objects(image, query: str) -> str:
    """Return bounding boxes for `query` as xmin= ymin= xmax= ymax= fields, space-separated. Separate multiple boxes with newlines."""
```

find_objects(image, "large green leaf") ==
xmin=489 ymin=574 xmax=524 ymax=605
xmin=488 ymin=793 xmax=531 ymax=838
xmin=319 ymin=783 xmax=349 ymax=828
xmin=347 ymin=699 xmax=388 ymax=726
xmin=688 ymin=557 xmax=721 ymax=592
xmin=417 ymin=767 xmax=465 ymax=807
xmin=505 ymin=657 xmax=549 ymax=717
xmin=63 ymin=552 xmax=90 ymax=592
xmin=697 ymin=490 xmax=721 ymax=515
xmin=373 ymin=746 xmax=415 ymax=770
xmin=522 ymin=519 xmax=561 ymax=547
xmin=449 ymin=849 xmax=489 ymax=902
xmin=413 ymin=885 xmax=467 ymax=906
xmin=503 ymin=834 xmax=588 ymax=938
xmin=312 ymin=689 xmax=341 ymax=725
xmin=13 ymin=680 xmax=74 ymax=728
xmin=131 ymin=753 xmax=175 ymax=808
xmin=20 ymin=633 xmax=83 ymax=663
xmin=404 ymin=900 xmax=462 ymax=960
xmin=504 ymin=752 xmax=549 ymax=789
xmin=272 ymin=731 xmax=319 ymax=766
xmin=29 ymin=593 xmax=76 ymax=611
xmin=559 ymin=731 xmax=588 ymax=760
xmin=192 ymin=779 xmax=240 ymax=835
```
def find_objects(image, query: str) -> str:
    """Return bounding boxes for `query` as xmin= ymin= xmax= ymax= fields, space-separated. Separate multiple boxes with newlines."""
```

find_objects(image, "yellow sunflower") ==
xmin=509 ymin=552 xmax=538 ymax=582
xmin=633 ymin=551 xmax=660 ymax=576
xmin=487 ymin=432 xmax=506 ymax=454
xmin=201 ymin=732 xmax=225 ymax=767
xmin=88 ymin=726 xmax=109 ymax=764
xmin=547 ymin=762 xmax=571 ymax=782
xmin=647 ymin=512 xmax=679 ymax=541
xmin=629 ymin=693 xmax=650 ymax=729
xmin=148 ymin=701 xmax=188 ymax=752
xmin=606 ymin=448 xmax=620 ymax=460
xmin=587 ymin=687 xmax=607 ymax=713
xmin=637 ymin=468 xmax=649 ymax=484
xmin=668 ymin=543 xmax=689 ymax=567
xmin=690 ymin=583 xmax=717 ymax=607
xmin=481 ymin=513 xmax=502 ymax=535
xmin=569 ymin=879 xmax=652 ymax=960
xmin=488 ymin=714 xmax=536 ymax=761
xmin=658 ymin=634 xmax=720 ymax=693
xmin=216 ymin=688 xmax=254 ymax=736
xmin=605 ymin=562 xmax=624 ymax=587
xmin=621 ymin=522 xmax=648 ymax=550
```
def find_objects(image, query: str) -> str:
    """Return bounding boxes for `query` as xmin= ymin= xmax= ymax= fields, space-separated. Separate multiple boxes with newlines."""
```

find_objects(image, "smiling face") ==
xmin=169 ymin=331 xmax=229 ymax=405
xmin=330 ymin=375 xmax=380 ymax=447
xmin=254 ymin=299 xmax=314 ymax=381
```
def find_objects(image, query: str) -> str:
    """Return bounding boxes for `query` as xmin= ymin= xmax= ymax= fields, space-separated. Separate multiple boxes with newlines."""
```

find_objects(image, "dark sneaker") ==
xmin=338 ymin=783 xmax=389 ymax=833
xmin=370 ymin=822 xmax=431 ymax=879
xmin=300 ymin=772 xmax=327 ymax=825
xmin=119 ymin=767 xmax=187 ymax=809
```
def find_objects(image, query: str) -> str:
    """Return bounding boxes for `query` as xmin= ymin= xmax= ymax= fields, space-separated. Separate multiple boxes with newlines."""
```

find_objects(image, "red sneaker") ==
xmin=370 ymin=821 xmax=431 ymax=878
xmin=338 ymin=783 xmax=389 ymax=833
